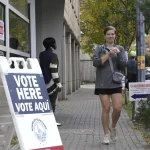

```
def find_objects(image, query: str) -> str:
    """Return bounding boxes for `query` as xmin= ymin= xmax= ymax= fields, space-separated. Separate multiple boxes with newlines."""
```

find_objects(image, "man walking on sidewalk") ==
xmin=39 ymin=37 xmax=62 ymax=126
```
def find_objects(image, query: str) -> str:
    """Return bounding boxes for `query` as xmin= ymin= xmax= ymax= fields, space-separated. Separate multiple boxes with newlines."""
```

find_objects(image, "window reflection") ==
xmin=0 ymin=3 xmax=5 ymax=46
xmin=0 ymin=50 xmax=6 ymax=56
xmin=0 ymin=4 xmax=4 ymax=20
xmin=10 ymin=37 xmax=19 ymax=49
xmin=9 ymin=0 xmax=28 ymax=17
xmin=9 ymin=11 xmax=30 ymax=53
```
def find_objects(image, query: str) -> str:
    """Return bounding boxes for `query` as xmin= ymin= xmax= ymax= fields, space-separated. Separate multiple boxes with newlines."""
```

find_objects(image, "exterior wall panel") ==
xmin=0 ymin=0 xmax=80 ymax=100
xmin=64 ymin=0 xmax=80 ymax=41
xmin=35 ymin=0 xmax=65 ymax=60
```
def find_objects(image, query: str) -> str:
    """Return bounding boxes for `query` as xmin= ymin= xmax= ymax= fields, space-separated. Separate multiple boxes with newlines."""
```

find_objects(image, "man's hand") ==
xmin=56 ymin=83 xmax=62 ymax=92
xmin=57 ymin=87 xmax=62 ymax=92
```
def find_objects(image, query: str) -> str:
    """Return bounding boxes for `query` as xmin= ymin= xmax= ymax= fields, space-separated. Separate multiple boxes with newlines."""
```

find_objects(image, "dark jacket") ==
xmin=126 ymin=59 xmax=137 ymax=81
xmin=39 ymin=48 xmax=61 ymax=95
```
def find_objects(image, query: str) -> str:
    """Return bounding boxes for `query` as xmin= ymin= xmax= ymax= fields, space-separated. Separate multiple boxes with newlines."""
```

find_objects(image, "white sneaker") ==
xmin=110 ymin=126 xmax=116 ymax=142
xmin=56 ymin=122 xmax=62 ymax=126
xmin=103 ymin=134 xmax=110 ymax=144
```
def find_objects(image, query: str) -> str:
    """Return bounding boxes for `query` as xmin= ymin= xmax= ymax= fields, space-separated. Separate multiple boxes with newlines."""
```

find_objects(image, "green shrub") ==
xmin=135 ymin=96 xmax=150 ymax=129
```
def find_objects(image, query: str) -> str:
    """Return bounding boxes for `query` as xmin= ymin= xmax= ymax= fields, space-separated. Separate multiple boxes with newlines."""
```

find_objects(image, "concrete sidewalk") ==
xmin=56 ymin=84 xmax=150 ymax=150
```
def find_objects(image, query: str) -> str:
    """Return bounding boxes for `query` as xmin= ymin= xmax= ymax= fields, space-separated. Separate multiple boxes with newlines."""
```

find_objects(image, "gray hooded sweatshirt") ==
xmin=93 ymin=44 xmax=127 ymax=89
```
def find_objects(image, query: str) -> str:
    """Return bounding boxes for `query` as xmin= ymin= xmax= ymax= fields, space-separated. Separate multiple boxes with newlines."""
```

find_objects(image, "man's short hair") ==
xmin=43 ymin=37 xmax=56 ymax=49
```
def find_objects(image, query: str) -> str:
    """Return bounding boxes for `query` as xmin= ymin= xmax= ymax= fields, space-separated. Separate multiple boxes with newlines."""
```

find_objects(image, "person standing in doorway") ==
xmin=39 ymin=37 xmax=62 ymax=126
xmin=93 ymin=26 xmax=127 ymax=144
xmin=125 ymin=51 xmax=137 ymax=90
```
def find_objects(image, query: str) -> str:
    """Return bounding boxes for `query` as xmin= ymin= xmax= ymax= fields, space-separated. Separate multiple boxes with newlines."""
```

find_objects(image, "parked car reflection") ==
xmin=145 ymin=67 xmax=150 ymax=80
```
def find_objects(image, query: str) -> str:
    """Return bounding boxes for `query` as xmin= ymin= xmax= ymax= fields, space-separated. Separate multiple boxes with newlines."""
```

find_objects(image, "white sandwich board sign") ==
xmin=0 ymin=57 xmax=64 ymax=150
xmin=129 ymin=82 xmax=150 ymax=101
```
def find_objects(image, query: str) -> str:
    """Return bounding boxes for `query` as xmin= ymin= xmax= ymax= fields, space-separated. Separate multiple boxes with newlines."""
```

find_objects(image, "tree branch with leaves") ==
xmin=80 ymin=0 xmax=136 ymax=57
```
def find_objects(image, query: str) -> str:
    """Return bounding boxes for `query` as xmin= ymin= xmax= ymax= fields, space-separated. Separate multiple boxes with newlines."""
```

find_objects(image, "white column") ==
xmin=28 ymin=0 xmax=36 ymax=58
xmin=72 ymin=40 xmax=76 ymax=92
xmin=5 ymin=0 xmax=10 ymax=58
xmin=66 ymin=33 xmax=72 ymax=94
xmin=61 ymin=24 xmax=67 ymax=100
xmin=76 ymin=44 xmax=79 ymax=89
xmin=78 ymin=46 xmax=81 ymax=88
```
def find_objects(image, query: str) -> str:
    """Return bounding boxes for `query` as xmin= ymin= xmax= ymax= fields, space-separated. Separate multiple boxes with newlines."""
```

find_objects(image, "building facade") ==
xmin=0 ymin=0 xmax=81 ymax=100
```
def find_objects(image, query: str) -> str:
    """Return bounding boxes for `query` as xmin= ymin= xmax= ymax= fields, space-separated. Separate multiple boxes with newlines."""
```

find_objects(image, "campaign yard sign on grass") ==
xmin=0 ymin=57 xmax=64 ymax=150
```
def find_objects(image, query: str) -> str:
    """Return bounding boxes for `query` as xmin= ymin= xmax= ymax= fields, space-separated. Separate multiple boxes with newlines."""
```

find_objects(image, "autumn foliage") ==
xmin=80 ymin=0 xmax=136 ymax=57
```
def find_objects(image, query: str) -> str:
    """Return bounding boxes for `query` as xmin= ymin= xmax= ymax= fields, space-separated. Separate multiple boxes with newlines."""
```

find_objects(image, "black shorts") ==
xmin=94 ymin=87 xmax=122 ymax=95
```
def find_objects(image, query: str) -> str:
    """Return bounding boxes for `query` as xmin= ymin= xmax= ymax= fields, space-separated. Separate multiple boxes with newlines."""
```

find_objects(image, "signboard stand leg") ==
xmin=4 ymin=125 xmax=15 ymax=150
xmin=132 ymin=101 xmax=136 ymax=121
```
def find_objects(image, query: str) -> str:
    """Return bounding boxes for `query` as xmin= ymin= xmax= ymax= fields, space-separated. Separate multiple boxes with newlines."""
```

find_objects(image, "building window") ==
xmin=0 ymin=3 xmax=5 ymax=46
xmin=9 ymin=0 xmax=28 ymax=17
xmin=9 ymin=11 xmax=30 ymax=53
